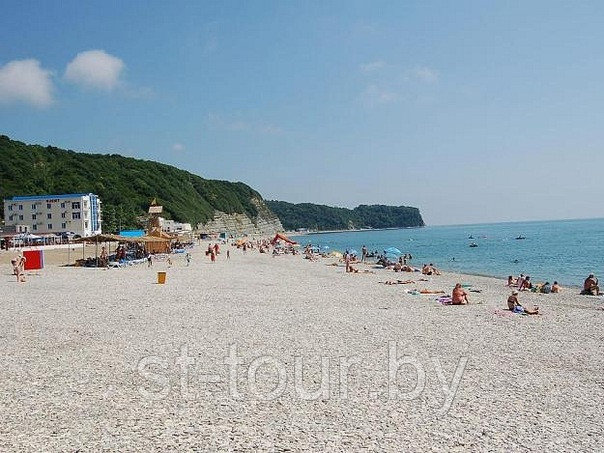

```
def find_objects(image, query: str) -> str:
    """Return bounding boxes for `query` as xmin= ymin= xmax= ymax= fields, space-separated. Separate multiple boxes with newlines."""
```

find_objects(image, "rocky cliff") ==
xmin=197 ymin=198 xmax=284 ymax=235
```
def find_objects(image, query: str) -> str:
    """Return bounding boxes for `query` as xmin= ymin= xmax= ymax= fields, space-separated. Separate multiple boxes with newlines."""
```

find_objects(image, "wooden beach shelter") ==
xmin=73 ymin=233 xmax=122 ymax=263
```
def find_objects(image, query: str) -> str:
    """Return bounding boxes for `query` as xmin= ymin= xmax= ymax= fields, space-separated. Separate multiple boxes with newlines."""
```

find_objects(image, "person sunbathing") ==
xmin=520 ymin=276 xmax=532 ymax=291
xmin=551 ymin=281 xmax=561 ymax=293
xmin=582 ymin=274 xmax=600 ymax=295
xmin=507 ymin=275 xmax=516 ymax=286
xmin=507 ymin=291 xmax=539 ymax=314
xmin=428 ymin=263 xmax=442 ymax=275
xmin=348 ymin=264 xmax=374 ymax=274
xmin=451 ymin=283 xmax=469 ymax=305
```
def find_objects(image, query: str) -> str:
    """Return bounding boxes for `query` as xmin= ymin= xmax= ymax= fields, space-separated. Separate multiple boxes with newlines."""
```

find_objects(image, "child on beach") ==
xmin=13 ymin=255 xmax=26 ymax=282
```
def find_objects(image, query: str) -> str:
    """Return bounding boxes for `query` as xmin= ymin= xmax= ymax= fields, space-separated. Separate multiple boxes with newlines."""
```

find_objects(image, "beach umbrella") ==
xmin=384 ymin=247 xmax=402 ymax=255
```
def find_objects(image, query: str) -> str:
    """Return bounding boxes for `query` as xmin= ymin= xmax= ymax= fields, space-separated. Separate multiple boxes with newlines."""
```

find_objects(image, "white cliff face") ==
xmin=197 ymin=198 xmax=283 ymax=235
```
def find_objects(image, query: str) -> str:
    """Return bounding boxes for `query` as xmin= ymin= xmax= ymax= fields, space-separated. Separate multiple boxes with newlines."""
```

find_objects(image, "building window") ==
xmin=61 ymin=223 xmax=66 ymax=229
xmin=19 ymin=215 xmax=23 ymax=221
xmin=61 ymin=202 xmax=65 ymax=208
xmin=7 ymin=205 xmax=12 ymax=211
xmin=32 ymin=224 xmax=37 ymax=231
xmin=72 ymin=202 xmax=81 ymax=210
xmin=47 ymin=223 xmax=52 ymax=229
xmin=47 ymin=213 xmax=52 ymax=219
xmin=47 ymin=203 xmax=51 ymax=209
xmin=85 ymin=221 xmax=89 ymax=228
xmin=18 ymin=205 xmax=23 ymax=210
xmin=72 ymin=212 xmax=81 ymax=219
xmin=61 ymin=212 xmax=66 ymax=218
xmin=32 ymin=214 xmax=37 ymax=220
xmin=31 ymin=204 xmax=37 ymax=209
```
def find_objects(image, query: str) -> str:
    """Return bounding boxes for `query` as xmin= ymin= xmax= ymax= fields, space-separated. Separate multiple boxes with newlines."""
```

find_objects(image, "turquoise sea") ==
xmin=292 ymin=218 xmax=604 ymax=287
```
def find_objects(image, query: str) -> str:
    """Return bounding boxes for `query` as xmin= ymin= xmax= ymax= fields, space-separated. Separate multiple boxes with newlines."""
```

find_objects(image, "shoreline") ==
xmin=287 ymin=225 xmax=424 ymax=236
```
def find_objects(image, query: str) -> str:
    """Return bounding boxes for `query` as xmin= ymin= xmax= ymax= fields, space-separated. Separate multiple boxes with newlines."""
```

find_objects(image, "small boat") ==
xmin=515 ymin=236 xmax=526 ymax=240
xmin=468 ymin=235 xmax=474 ymax=239
xmin=469 ymin=242 xmax=478 ymax=248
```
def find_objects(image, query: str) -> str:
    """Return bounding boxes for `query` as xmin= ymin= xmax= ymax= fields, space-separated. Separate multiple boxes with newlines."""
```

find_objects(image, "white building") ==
xmin=159 ymin=217 xmax=192 ymax=234
xmin=3 ymin=193 xmax=102 ymax=237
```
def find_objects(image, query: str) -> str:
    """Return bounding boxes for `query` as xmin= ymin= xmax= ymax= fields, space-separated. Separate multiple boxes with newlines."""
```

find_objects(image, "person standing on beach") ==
xmin=361 ymin=245 xmax=367 ymax=262
xmin=226 ymin=249 xmax=230 ymax=260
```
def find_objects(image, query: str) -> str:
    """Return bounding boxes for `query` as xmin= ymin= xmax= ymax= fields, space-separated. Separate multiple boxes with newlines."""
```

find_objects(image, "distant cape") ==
xmin=265 ymin=200 xmax=425 ymax=231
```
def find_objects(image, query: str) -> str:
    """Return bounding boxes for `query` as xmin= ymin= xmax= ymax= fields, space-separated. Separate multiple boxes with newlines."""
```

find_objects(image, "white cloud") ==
xmin=413 ymin=66 xmax=438 ymax=83
xmin=65 ymin=50 xmax=124 ymax=90
xmin=360 ymin=60 xmax=386 ymax=72
xmin=0 ymin=59 xmax=54 ymax=107
xmin=172 ymin=143 xmax=185 ymax=151
xmin=362 ymin=84 xmax=398 ymax=106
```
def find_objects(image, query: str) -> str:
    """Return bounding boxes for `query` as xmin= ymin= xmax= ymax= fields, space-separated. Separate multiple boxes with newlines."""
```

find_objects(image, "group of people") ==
xmin=205 ymin=243 xmax=226 ymax=263
xmin=507 ymin=274 xmax=561 ymax=294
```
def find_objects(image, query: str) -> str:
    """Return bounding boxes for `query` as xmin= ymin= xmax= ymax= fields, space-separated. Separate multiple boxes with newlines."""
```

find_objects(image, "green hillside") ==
xmin=0 ymin=135 xmax=267 ymax=231
xmin=265 ymin=200 xmax=425 ymax=231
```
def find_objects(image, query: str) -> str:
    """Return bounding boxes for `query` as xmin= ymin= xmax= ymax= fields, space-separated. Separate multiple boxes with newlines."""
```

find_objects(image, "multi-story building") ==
xmin=3 ymin=193 xmax=102 ymax=237
xmin=159 ymin=217 xmax=192 ymax=234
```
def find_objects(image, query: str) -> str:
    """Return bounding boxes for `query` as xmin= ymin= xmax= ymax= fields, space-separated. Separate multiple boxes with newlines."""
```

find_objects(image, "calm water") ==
xmin=292 ymin=218 xmax=604 ymax=286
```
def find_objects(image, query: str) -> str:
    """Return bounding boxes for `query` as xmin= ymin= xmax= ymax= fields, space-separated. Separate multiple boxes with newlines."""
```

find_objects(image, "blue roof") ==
xmin=6 ymin=193 xmax=96 ymax=201
xmin=120 ymin=230 xmax=145 ymax=237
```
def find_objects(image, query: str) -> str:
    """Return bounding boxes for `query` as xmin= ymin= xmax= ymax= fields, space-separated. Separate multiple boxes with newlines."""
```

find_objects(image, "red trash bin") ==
xmin=23 ymin=250 xmax=44 ymax=270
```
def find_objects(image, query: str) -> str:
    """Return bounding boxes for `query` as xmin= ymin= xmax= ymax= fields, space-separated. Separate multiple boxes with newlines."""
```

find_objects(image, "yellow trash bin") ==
xmin=157 ymin=271 xmax=167 ymax=284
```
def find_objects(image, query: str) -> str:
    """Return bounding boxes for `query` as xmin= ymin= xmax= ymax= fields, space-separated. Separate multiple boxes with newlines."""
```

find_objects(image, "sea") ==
xmin=291 ymin=218 xmax=604 ymax=287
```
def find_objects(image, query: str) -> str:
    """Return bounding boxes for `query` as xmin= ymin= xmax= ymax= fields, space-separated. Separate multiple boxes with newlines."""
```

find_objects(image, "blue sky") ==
xmin=2 ymin=1 xmax=604 ymax=225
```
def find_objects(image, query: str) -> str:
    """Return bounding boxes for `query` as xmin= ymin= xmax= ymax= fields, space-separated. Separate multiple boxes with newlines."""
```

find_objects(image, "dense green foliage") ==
xmin=0 ymin=135 xmax=264 ymax=231
xmin=266 ymin=200 xmax=425 ymax=231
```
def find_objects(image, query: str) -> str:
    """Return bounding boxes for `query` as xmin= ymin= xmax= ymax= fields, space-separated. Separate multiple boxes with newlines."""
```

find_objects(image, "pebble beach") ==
xmin=1 ymin=244 xmax=603 ymax=451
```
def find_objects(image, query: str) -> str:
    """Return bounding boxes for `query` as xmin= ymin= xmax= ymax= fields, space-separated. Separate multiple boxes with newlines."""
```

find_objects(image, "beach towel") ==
xmin=438 ymin=296 xmax=453 ymax=304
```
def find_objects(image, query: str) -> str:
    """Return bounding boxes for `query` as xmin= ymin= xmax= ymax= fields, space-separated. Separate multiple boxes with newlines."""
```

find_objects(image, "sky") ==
xmin=1 ymin=0 xmax=604 ymax=225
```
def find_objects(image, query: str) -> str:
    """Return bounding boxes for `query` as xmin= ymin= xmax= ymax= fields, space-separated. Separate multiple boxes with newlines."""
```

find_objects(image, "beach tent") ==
xmin=384 ymin=247 xmax=402 ymax=256
xmin=271 ymin=233 xmax=298 ymax=245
